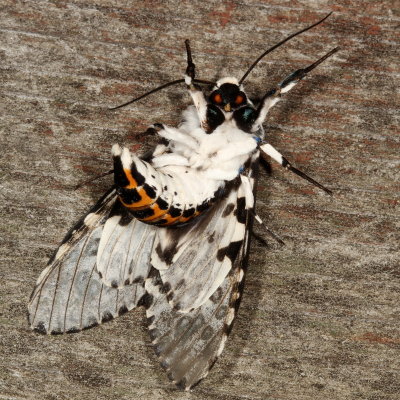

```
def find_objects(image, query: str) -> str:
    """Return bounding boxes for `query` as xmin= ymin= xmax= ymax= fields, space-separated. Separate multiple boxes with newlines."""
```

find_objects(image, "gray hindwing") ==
xmin=28 ymin=189 xmax=153 ymax=334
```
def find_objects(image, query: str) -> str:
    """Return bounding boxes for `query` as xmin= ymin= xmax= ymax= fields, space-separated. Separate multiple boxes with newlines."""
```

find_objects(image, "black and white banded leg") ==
xmin=184 ymin=40 xmax=208 ymax=128
xmin=251 ymin=47 xmax=339 ymax=130
xmin=260 ymin=143 xmax=332 ymax=195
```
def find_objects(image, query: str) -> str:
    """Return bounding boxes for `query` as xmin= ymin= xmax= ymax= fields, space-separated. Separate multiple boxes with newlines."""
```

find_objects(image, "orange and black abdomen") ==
xmin=113 ymin=152 xmax=214 ymax=227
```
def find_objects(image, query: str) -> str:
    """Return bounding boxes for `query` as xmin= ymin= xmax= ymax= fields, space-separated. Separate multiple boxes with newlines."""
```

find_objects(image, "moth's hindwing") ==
xmin=28 ymin=188 xmax=155 ymax=334
xmin=96 ymin=200 xmax=155 ymax=288
xmin=144 ymin=160 xmax=257 ymax=390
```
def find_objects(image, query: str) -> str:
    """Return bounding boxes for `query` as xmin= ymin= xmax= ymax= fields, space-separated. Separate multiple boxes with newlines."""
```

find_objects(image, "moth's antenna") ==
xmin=109 ymin=79 xmax=213 ymax=110
xmin=239 ymin=12 xmax=333 ymax=84
xmin=185 ymin=39 xmax=195 ymax=76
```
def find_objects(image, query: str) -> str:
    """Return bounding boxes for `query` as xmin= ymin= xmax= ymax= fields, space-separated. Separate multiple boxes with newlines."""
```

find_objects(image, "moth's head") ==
xmin=209 ymin=77 xmax=247 ymax=112
xmin=205 ymin=77 xmax=257 ymax=133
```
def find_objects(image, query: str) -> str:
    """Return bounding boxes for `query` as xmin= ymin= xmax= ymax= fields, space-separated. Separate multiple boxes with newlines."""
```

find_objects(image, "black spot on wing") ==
xmin=101 ymin=311 xmax=113 ymax=323
xmin=66 ymin=327 xmax=80 ymax=334
xmin=155 ymin=243 xmax=178 ymax=266
xmin=235 ymin=197 xmax=246 ymax=224
xmin=182 ymin=207 xmax=195 ymax=218
xmin=138 ymin=292 xmax=154 ymax=309
xmin=222 ymin=203 xmax=235 ymax=217
xmin=216 ymin=247 xmax=226 ymax=262
xmin=130 ymin=160 xmax=145 ymax=186
xmin=111 ymin=280 xmax=118 ymax=289
xmin=148 ymin=267 xmax=162 ymax=285
xmin=34 ymin=321 xmax=47 ymax=335
xmin=143 ymin=183 xmax=156 ymax=199
xmin=118 ymin=305 xmax=128 ymax=316
xmin=160 ymin=282 xmax=171 ymax=294
xmin=169 ymin=206 xmax=182 ymax=218
xmin=119 ymin=210 xmax=134 ymax=226
xmin=113 ymin=154 xmax=130 ymax=187
xmin=132 ymin=276 xmax=144 ymax=284
xmin=196 ymin=200 xmax=210 ymax=213
xmin=156 ymin=197 xmax=169 ymax=210
xmin=226 ymin=240 xmax=243 ymax=262
xmin=117 ymin=187 xmax=142 ymax=204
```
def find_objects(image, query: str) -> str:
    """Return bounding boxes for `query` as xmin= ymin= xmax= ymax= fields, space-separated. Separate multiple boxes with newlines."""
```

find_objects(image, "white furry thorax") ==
xmin=152 ymin=106 xmax=259 ymax=183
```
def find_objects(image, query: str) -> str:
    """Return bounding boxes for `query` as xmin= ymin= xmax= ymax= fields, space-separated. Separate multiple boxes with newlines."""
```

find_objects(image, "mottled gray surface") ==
xmin=1 ymin=0 xmax=399 ymax=399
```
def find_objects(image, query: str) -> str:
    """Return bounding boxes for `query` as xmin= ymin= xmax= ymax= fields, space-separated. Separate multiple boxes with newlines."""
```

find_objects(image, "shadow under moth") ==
xmin=28 ymin=13 xmax=337 ymax=390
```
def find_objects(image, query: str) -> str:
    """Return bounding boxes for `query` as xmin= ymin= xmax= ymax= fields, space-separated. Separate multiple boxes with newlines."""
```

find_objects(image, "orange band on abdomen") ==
xmin=123 ymin=168 xmax=138 ymax=189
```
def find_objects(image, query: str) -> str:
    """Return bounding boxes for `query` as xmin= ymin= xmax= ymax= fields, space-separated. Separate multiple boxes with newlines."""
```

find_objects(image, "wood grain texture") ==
xmin=1 ymin=0 xmax=399 ymax=399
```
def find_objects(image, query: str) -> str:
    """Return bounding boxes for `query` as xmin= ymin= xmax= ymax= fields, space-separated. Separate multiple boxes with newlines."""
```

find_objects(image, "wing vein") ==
xmin=63 ymin=233 xmax=92 ymax=332
xmin=79 ymin=261 xmax=97 ymax=330
xmin=121 ymin=220 xmax=137 ymax=284
xmin=48 ymin=259 xmax=63 ymax=333
xmin=97 ymin=282 xmax=105 ymax=322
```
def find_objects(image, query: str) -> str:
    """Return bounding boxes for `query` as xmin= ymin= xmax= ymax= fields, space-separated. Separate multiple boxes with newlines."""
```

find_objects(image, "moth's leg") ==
xmin=184 ymin=39 xmax=208 ymax=127
xmin=251 ymin=211 xmax=286 ymax=246
xmin=260 ymin=143 xmax=332 ymax=195
xmin=251 ymin=47 xmax=339 ymax=131
xmin=150 ymin=123 xmax=198 ymax=150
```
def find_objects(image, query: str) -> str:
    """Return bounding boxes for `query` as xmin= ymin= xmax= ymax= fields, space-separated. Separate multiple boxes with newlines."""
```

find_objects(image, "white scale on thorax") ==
xmin=152 ymin=106 xmax=258 ymax=205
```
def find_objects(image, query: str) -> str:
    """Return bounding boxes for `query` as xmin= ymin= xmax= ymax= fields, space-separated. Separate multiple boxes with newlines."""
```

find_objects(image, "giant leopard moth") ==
xmin=28 ymin=13 xmax=337 ymax=390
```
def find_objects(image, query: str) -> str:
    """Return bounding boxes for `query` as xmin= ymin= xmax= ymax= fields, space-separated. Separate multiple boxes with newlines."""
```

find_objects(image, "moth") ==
xmin=28 ymin=14 xmax=337 ymax=390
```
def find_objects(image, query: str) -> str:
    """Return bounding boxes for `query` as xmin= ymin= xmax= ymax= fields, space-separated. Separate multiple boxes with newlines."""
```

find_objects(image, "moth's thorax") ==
xmin=144 ymin=105 xmax=259 ymax=214
xmin=161 ymin=106 xmax=258 ymax=177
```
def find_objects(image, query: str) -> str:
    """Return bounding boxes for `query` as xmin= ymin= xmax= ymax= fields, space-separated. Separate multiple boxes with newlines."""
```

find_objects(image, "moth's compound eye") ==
xmin=233 ymin=106 xmax=257 ymax=132
xmin=206 ymin=104 xmax=225 ymax=133
xmin=240 ymin=107 xmax=256 ymax=122
xmin=213 ymin=93 xmax=223 ymax=104
xmin=235 ymin=95 xmax=244 ymax=105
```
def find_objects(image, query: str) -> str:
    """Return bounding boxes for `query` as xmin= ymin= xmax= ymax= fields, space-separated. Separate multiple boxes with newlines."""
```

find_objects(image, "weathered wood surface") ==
xmin=1 ymin=1 xmax=399 ymax=399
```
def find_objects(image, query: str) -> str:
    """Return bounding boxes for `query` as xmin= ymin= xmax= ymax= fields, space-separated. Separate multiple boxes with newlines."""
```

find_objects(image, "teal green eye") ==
xmin=242 ymin=107 xmax=255 ymax=121
xmin=206 ymin=104 xmax=225 ymax=133
xmin=233 ymin=106 xmax=257 ymax=132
